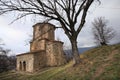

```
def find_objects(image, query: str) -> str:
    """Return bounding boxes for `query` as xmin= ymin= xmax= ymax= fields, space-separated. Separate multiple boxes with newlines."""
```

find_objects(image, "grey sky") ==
xmin=0 ymin=0 xmax=120 ymax=55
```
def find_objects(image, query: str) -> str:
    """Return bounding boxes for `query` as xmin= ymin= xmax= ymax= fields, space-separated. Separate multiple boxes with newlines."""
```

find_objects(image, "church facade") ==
xmin=16 ymin=23 xmax=66 ymax=72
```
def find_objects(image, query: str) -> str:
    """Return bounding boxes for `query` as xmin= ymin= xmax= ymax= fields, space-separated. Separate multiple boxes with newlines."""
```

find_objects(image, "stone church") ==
xmin=16 ymin=23 xmax=66 ymax=72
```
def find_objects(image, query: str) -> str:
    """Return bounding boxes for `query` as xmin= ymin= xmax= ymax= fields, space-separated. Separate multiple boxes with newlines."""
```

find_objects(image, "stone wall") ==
xmin=30 ymin=39 xmax=47 ymax=51
xmin=33 ymin=50 xmax=46 ymax=71
xmin=33 ymin=23 xmax=55 ymax=41
xmin=16 ymin=53 xmax=34 ymax=72
xmin=46 ymin=41 xmax=66 ymax=66
xmin=17 ymin=50 xmax=47 ymax=72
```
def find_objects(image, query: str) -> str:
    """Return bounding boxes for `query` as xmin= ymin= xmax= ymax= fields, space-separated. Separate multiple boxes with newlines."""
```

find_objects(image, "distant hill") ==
xmin=0 ymin=44 xmax=120 ymax=80
xmin=64 ymin=46 xmax=94 ymax=54
xmin=78 ymin=47 xmax=94 ymax=53
xmin=64 ymin=47 xmax=94 ymax=60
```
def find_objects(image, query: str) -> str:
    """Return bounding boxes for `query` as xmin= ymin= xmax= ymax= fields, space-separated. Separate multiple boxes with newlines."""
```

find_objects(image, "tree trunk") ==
xmin=71 ymin=39 xmax=81 ymax=66
xmin=101 ymin=42 xmax=107 ymax=46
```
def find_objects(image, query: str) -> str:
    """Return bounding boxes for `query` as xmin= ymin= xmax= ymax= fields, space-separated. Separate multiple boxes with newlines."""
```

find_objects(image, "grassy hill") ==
xmin=0 ymin=44 xmax=120 ymax=80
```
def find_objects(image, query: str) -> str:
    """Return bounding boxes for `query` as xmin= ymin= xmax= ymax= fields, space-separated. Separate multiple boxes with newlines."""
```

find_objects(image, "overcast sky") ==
xmin=0 ymin=0 xmax=120 ymax=55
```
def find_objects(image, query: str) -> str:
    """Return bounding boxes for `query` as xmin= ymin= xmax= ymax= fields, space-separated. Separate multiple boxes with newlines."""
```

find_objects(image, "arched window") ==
xmin=19 ymin=61 xmax=22 ymax=70
xmin=23 ymin=61 xmax=26 ymax=71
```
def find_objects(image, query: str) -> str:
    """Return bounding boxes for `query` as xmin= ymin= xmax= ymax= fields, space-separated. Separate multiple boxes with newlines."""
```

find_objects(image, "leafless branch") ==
xmin=92 ymin=17 xmax=115 ymax=45
xmin=0 ymin=0 xmax=100 ymax=64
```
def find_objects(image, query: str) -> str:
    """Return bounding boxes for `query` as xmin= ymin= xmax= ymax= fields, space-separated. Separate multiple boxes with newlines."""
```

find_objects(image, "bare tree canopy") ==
xmin=92 ymin=17 xmax=115 ymax=46
xmin=0 ymin=39 xmax=8 ymax=72
xmin=0 ymin=0 xmax=100 ymax=65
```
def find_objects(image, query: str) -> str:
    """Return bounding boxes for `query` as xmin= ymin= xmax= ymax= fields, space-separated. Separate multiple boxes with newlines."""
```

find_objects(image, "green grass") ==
xmin=0 ymin=44 xmax=120 ymax=80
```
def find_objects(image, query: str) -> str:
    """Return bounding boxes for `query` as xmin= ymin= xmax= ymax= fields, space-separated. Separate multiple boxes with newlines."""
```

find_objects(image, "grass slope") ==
xmin=0 ymin=44 xmax=120 ymax=80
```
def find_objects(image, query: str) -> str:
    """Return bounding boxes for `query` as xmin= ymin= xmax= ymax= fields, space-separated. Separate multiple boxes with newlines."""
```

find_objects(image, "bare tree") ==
xmin=0 ymin=40 xmax=10 ymax=72
xmin=0 ymin=0 xmax=100 ymax=65
xmin=92 ymin=17 xmax=115 ymax=46
xmin=8 ymin=55 xmax=16 ymax=70
xmin=0 ymin=38 xmax=16 ymax=72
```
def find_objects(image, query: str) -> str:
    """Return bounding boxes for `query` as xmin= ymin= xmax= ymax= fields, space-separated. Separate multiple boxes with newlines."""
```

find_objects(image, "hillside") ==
xmin=0 ymin=44 xmax=120 ymax=80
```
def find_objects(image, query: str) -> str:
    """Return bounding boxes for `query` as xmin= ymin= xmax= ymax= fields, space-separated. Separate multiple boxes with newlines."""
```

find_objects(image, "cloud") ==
xmin=0 ymin=16 xmax=30 ymax=54
xmin=74 ymin=20 xmax=95 ymax=47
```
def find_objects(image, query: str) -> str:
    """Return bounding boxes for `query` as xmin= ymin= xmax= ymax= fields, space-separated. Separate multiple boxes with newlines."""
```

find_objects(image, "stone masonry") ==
xmin=16 ymin=23 xmax=66 ymax=72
